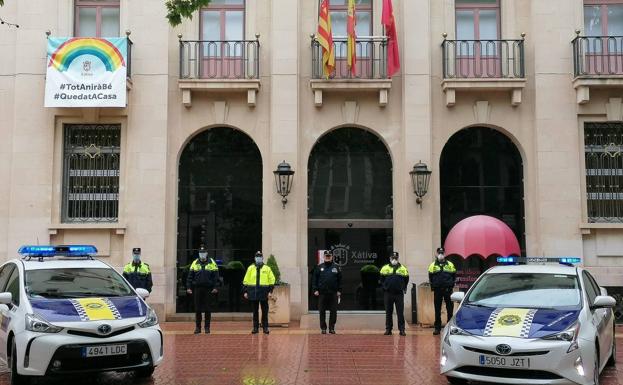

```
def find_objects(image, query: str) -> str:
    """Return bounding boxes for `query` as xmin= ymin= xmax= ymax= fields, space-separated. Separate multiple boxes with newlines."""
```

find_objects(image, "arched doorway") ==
xmin=176 ymin=127 xmax=262 ymax=313
xmin=440 ymin=127 xmax=525 ymax=286
xmin=307 ymin=127 xmax=393 ymax=311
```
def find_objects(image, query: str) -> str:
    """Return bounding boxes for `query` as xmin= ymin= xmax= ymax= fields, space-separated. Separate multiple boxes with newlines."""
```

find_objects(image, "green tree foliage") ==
xmin=166 ymin=0 xmax=211 ymax=27
xmin=226 ymin=260 xmax=245 ymax=270
xmin=266 ymin=254 xmax=284 ymax=285
xmin=360 ymin=264 xmax=380 ymax=274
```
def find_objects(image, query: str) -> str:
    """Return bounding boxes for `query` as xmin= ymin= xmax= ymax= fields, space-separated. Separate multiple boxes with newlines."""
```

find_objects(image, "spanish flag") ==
xmin=317 ymin=0 xmax=335 ymax=78
xmin=347 ymin=0 xmax=357 ymax=75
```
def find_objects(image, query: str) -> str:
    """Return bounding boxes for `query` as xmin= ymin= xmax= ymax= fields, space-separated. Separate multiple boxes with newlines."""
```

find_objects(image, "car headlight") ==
xmin=449 ymin=324 xmax=472 ymax=336
xmin=542 ymin=322 xmax=579 ymax=342
xmin=542 ymin=322 xmax=580 ymax=353
xmin=25 ymin=313 xmax=63 ymax=333
xmin=138 ymin=307 xmax=158 ymax=328
xmin=444 ymin=321 xmax=471 ymax=346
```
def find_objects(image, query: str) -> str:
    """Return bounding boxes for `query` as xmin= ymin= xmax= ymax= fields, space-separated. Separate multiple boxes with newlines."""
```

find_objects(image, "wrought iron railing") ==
xmin=442 ymin=39 xmax=525 ymax=79
xmin=311 ymin=36 xmax=388 ymax=79
xmin=585 ymin=122 xmax=623 ymax=222
xmin=573 ymin=35 xmax=623 ymax=77
xmin=127 ymin=38 xmax=133 ymax=78
xmin=179 ymin=39 xmax=260 ymax=80
xmin=62 ymin=124 xmax=120 ymax=223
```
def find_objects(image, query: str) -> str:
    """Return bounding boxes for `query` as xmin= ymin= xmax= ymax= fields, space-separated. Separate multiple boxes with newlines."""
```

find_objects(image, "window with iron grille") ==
xmin=62 ymin=124 xmax=120 ymax=222
xmin=585 ymin=122 xmax=623 ymax=222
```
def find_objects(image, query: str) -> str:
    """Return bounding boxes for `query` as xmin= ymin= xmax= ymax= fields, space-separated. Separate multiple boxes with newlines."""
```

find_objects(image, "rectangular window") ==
xmin=75 ymin=0 xmax=120 ymax=37
xmin=455 ymin=0 xmax=500 ymax=41
xmin=200 ymin=0 xmax=245 ymax=54
xmin=329 ymin=0 xmax=372 ymax=37
xmin=584 ymin=122 xmax=623 ymax=222
xmin=62 ymin=124 xmax=121 ymax=223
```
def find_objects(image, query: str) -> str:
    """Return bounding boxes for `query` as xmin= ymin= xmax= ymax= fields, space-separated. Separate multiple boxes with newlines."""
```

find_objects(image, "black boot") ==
xmin=194 ymin=326 xmax=201 ymax=334
xmin=399 ymin=330 xmax=406 ymax=336
xmin=252 ymin=328 xmax=259 ymax=334
xmin=263 ymin=328 xmax=270 ymax=334
xmin=384 ymin=329 xmax=392 ymax=335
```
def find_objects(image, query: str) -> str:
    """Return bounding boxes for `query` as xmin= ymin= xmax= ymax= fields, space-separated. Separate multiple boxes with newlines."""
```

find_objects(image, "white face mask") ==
xmin=437 ymin=254 xmax=445 ymax=262
xmin=255 ymin=257 xmax=263 ymax=264
xmin=390 ymin=259 xmax=399 ymax=266
xmin=199 ymin=252 xmax=208 ymax=261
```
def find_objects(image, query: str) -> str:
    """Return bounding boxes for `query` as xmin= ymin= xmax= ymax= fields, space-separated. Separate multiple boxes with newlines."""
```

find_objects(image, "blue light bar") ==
xmin=497 ymin=256 xmax=518 ymax=264
xmin=18 ymin=245 xmax=98 ymax=257
xmin=559 ymin=257 xmax=582 ymax=264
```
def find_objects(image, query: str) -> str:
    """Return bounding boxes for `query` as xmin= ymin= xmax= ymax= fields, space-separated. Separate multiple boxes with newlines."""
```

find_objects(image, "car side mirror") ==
xmin=592 ymin=295 xmax=616 ymax=309
xmin=450 ymin=292 xmax=465 ymax=303
xmin=0 ymin=292 xmax=12 ymax=305
xmin=135 ymin=288 xmax=150 ymax=299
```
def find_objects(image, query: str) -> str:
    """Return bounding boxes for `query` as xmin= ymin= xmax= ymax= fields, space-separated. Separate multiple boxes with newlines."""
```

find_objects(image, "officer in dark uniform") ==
xmin=428 ymin=247 xmax=457 ymax=335
xmin=380 ymin=251 xmax=409 ymax=336
xmin=312 ymin=250 xmax=342 ymax=334
xmin=123 ymin=247 xmax=153 ymax=292
xmin=186 ymin=246 xmax=220 ymax=334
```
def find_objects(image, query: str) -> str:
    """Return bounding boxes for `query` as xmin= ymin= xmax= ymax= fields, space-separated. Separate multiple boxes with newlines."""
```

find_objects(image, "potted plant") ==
xmin=266 ymin=254 xmax=290 ymax=326
xmin=360 ymin=264 xmax=380 ymax=310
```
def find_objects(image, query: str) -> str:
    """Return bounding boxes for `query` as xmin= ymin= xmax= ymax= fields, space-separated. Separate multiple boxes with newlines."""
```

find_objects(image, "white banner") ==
xmin=44 ymin=37 xmax=128 ymax=108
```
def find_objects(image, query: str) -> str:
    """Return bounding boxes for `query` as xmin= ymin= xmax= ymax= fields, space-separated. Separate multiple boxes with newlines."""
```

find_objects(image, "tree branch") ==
xmin=165 ymin=0 xmax=211 ymax=27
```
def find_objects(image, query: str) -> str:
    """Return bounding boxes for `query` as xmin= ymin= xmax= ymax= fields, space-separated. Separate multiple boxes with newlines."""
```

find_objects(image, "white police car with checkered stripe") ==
xmin=441 ymin=257 xmax=617 ymax=385
xmin=0 ymin=245 xmax=163 ymax=385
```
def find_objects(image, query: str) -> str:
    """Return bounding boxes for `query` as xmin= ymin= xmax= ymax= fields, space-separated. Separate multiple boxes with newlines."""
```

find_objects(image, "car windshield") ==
xmin=25 ymin=268 xmax=133 ymax=299
xmin=466 ymin=273 xmax=581 ymax=310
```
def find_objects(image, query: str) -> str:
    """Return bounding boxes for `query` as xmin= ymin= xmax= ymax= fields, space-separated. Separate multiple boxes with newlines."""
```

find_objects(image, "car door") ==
xmin=0 ymin=263 xmax=16 ymax=363
xmin=586 ymin=271 xmax=614 ymax=364
xmin=582 ymin=271 xmax=609 ymax=367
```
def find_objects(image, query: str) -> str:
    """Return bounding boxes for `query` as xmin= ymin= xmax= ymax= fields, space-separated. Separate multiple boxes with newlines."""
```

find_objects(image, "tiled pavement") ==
xmin=0 ymin=322 xmax=622 ymax=385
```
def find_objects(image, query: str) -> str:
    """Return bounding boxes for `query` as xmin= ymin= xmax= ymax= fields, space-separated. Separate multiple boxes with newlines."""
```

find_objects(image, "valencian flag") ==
xmin=317 ymin=0 xmax=335 ymax=78
xmin=347 ymin=0 xmax=357 ymax=75
xmin=382 ymin=0 xmax=400 ymax=77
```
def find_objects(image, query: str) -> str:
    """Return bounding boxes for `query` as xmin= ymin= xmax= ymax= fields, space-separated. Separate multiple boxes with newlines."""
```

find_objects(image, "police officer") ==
xmin=243 ymin=251 xmax=276 ymax=334
xmin=380 ymin=251 xmax=409 ymax=336
xmin=428 ymin=247 xmax=457 ymax=335
xmin=312 ymin=250 xmax=342 ymax=334
xmin=186 ymin=246 xmax=220 ymax=334
xmin=123 ymin=248 xmax=153 ymax=292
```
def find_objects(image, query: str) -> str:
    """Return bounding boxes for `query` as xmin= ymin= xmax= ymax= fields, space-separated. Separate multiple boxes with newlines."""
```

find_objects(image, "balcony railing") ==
xmin=311 ymin=36 xmax=388 ymax=79
xmin=127 ymin=38 xmax=133 ymax=78
xmin=442 ymin=39 xmax=525 ymax=79
xmin=179 ymin=39 xmax=260 ymax=80
xmin=573 ymin=36 xmax=623 ymax=77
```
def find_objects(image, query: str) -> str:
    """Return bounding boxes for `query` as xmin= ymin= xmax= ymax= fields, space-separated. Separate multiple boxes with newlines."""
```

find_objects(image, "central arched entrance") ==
xmin=176 ymin=127 xmax=262 ymax=313
xmin=307 ymin=127 xmax=393 ymax=311
xmin=440 ymin=126 xmax=525 ymax=288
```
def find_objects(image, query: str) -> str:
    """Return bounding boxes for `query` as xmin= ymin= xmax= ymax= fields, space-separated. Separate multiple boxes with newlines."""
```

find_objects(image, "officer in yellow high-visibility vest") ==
xmin=380 ymin=251 xmax=409 ymax=336
xmin=123 ymin=247 xmax=152 ymax=292
xmin=243 ymin=251 xmax=276 ymax=334
xmin=428 ymin=247 xmax=457 ymax=335
xmin=186 ymin=246 xmax=220 ymax=334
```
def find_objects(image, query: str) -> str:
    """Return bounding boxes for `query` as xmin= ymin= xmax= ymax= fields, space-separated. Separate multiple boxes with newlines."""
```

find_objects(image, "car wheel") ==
xmin=9 ymin=341 xmax=30 ymax=385
xmin=135 ymin=365 xmax=155 ymax=378
xmin=446 ymin=376 xmax=468 ymax=385
xmin=607 ymin=325 xmax=616 ymax=367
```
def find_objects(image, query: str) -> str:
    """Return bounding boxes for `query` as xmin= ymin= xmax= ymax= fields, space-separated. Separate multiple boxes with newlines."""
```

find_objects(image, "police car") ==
xmin=441 ymin=257 xmax=617 ymax=385
xmin=0 ymin=245 xmax=163 ymax=385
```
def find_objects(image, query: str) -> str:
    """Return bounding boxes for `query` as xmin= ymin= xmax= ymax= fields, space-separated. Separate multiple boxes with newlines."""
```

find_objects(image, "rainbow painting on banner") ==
xmin=44 ymin=37 xmax=128 ymax=108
